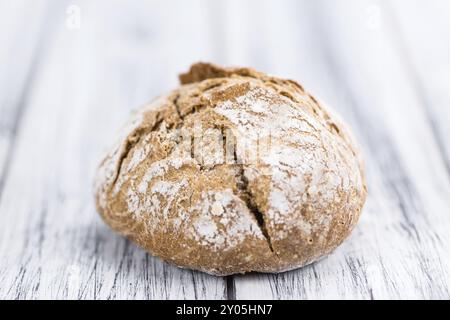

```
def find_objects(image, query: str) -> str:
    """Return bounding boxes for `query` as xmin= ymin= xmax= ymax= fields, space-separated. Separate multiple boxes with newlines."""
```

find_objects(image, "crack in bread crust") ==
xmin=234 ymin=163 xmax=274 ymax=253
xmin=95 ymin=62 xmax=367 ymax=275
xmin=111 ymin=128 xmax=145 ymax=188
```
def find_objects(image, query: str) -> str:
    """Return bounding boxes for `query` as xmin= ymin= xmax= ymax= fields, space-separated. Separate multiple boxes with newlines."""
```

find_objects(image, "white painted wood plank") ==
xmin=224 ymin=0 xmax=450 ymax=299
xmin=0 ymin=0 xmax=53 ymax=193
xmin=310 ymin=0 xmax=450 ymax=299
xmin=388 ymin=0 xmax=450 ymax=171
xmin=1 ymin=0 xmax=449 ymax=300
xmin=0 ymin=0 xmax=225 ymax=299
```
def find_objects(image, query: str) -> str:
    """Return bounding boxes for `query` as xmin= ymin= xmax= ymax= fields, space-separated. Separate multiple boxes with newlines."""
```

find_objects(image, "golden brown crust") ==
xmin=95 ymin=63 xmax=367 ymax=275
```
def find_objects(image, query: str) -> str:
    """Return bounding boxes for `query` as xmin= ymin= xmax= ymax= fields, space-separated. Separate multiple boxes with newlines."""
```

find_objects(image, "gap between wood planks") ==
xmin=226 ymin=276 xmax=235 ymax=300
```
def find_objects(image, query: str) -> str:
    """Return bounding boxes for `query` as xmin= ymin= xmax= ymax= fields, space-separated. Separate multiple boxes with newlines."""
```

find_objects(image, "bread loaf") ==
xmin=94 ymin=63 xmax=367 ymax=275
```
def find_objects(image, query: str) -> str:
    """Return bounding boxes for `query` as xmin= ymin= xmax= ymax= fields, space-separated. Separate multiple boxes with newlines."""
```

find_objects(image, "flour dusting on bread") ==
xmin=94 ymin=63 xmax=367 ymax=275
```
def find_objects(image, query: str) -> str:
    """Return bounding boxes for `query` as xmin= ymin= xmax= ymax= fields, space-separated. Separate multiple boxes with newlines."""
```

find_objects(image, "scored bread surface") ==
xmin=95 ymin=63 xmax=367 ymax=276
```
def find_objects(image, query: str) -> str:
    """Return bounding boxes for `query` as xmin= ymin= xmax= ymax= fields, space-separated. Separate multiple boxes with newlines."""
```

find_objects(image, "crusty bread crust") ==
xmin=95 ymin=63 xmax=367 ymax=275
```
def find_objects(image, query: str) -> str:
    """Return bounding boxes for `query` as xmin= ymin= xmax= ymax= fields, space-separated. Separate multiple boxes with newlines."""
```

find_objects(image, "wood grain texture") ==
xmin=0 ymin=0 xmax=449 ymax=299
xmin=0 ymin=0 xmax=53 ymax=198
xmin=0 ymin=0 xmax=225 ymax=300
xmin=388 ymin=0 xmax=450 ymax=172
xmin=221 ymin=0 xmax=450 ymax=299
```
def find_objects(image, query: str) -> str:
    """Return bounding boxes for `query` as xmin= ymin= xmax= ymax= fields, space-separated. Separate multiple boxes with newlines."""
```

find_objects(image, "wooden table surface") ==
xmin=1 ymin=0 xmax=449 ymax=300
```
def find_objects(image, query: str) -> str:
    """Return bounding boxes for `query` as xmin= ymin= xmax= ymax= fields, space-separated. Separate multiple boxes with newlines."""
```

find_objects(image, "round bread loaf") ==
xmin=94 ymin=63 xmax=367 ymax=275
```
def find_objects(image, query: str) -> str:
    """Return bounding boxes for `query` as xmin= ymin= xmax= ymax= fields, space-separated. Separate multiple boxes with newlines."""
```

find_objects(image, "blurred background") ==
xmin=0 ymin=0 xmax=449 ymax=299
